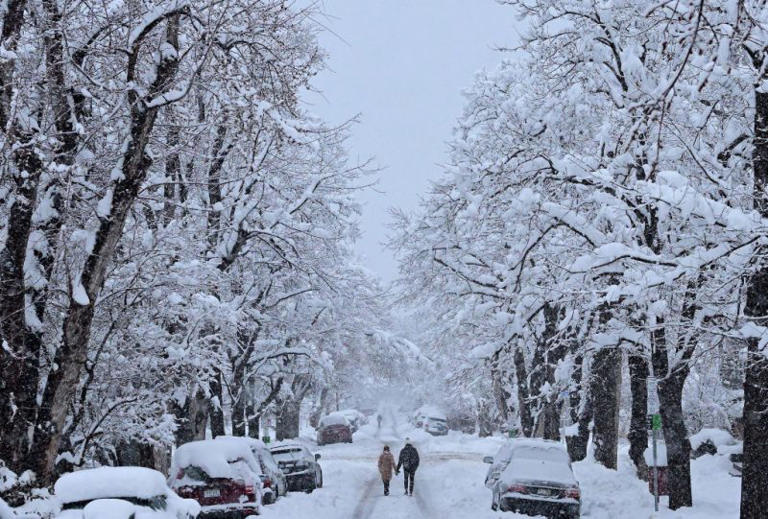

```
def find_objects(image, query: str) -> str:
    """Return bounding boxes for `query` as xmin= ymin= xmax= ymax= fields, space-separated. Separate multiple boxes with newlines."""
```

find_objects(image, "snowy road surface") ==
xmin=260 ymin=411 xmax=741 ymax=519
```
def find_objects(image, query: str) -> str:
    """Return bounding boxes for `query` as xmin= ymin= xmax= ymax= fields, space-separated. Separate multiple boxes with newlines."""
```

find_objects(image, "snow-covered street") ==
xmin=260 ymin=412 xmax=741 ymax=519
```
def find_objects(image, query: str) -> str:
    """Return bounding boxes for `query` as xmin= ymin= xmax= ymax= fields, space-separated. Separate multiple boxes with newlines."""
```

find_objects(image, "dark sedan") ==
xmin=270 ymin=442 xmax=323 ymax=493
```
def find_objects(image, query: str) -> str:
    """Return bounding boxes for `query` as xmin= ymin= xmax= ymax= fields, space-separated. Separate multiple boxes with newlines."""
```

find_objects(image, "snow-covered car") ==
xmin=169 ymin=439 xmax=263 ymax=518
xmin=316 ymin=413 xmax=353 ymax=445
xmin=269 ymin=442 xmax=323 ymax=493
xmin=214 ymin=436 xmax=287 ymax=505
xmin=412 ymin=405 xmax=448 ymax=433
xmin=337 ymin=409 xmax=367 ymax=432
xmin=54 ymin=466 xmax=200 ymax=519
xmin=483 ymin=438 xmax=581 ymax=518
xmin=424 ymin=416 xmax=449 ymax=436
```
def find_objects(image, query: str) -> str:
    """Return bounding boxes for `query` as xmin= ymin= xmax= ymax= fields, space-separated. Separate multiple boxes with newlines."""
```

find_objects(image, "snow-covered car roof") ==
xmin=172 ymin=439 xmax=261 ymax=479
xmin=54 ymin=467 xmax=169 ymax=505
xmin=319 ymin=412 xmax=351 ymax=427
xmin=498 ymin=440 xmax=577 ymax=487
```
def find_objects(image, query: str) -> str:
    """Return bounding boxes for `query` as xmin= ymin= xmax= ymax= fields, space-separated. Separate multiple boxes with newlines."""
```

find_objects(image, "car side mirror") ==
xmin=483 ymin=456 xmax=494 ymax=464
xmin=315 ymin=453 xmax=321 ymax=460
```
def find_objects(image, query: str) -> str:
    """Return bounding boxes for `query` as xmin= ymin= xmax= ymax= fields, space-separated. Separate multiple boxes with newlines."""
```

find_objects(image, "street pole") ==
xmin=652 ymin=425 xmax=659 ymax=512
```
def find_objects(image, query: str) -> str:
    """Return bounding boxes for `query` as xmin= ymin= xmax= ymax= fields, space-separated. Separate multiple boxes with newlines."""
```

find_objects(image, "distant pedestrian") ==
xmin=396 ymin=438 xmax=420 ymax=496
xmin=378 ymin=445 xmax=396 ymax=496
xmin=377 ymin=414 xmax=383 ymax=429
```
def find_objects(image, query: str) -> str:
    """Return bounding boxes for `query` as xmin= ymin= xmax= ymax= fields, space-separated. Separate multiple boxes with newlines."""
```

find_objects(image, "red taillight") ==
xmin=507 ymin=484 xmax=528 ymax=494
xmin=262 ymin=477 xmax=272 ymax=489
xmin=245 ymin=484 xmax=256 ymax=495
xmin=175 ymin=469 xmax=184 ymax=480
xmin=565 ymin=487 xmax=580 ymax=499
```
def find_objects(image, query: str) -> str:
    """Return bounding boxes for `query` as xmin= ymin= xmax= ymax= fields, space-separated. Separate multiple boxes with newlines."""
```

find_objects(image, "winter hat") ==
xmin=383 ymin=445 xmax=390 ymax=451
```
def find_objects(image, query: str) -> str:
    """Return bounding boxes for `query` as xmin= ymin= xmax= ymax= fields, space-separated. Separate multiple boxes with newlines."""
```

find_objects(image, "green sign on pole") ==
xmin=652 ymin=414 xmax=662 ymax=431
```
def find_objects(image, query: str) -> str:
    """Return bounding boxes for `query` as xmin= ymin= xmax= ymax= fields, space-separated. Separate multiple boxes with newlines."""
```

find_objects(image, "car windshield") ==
xmin=271 ymin=448 xmax=305 ymax=462
xmin=513 ymin=446 xmax=569 ymax=464
xmin=62 ymin=495 xmax=167 ymax=511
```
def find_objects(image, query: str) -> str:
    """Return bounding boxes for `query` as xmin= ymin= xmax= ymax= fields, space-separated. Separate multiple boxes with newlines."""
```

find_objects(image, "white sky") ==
xmin=304 ymin=1 xmax=521 ymax=281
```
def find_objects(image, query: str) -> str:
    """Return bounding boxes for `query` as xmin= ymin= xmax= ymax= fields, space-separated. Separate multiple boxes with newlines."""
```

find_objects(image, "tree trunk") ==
xmin=651 ymin=325 xmax=692 ymax=509
xmin=246 ymin=392 xmax=260 ymax=439
xmin=309 ymin=386 xmax=330 ymax=429
xmin=276 ymin=398 xmax=301 ymax=441
xmin=173 ymin=388 xmax=208 ymax=445
xmin=513 ymin=344 xmax=534 ymax=437
xmin=209 ymin=373 xmax=226 ymax=438
xmin=628 ymin=353 xmax=649 ymax=478
xmin=29 ymin=21 xmax=183 ymax=482
xmin=534 ymin=399 xmax=561 ymax=440
xmin=232 ymin=393 xmax=246 ymax=437
xmin=740 ymin=86 xmax=768 ymax=519
xmin=477 ymin=399 xmax=494 ymax=438
xmin=590 ymin=346 xmax=621 ymax=469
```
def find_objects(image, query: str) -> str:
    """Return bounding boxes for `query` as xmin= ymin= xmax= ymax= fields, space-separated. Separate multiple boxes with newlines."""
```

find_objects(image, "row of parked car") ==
xmin=483 ymin=438 xmax=581 ymax=518
xmin=52 ymin=436 xmax=324 ymax=519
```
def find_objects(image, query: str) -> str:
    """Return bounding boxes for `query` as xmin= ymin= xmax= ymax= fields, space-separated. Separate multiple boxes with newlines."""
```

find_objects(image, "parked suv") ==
xmin=270 ymin=442 xmax=323 ymax=493
xmin=54 ymin=466 xmax=200 ymax=519
xmin=169 ymin=439 xmax=263 ymax=518
xmin=214 ymin=436 xmax=287 ymax=505
xmin=317 ymin=412 xmax=353 ymax=445
xmin=484 ymin=438 xmax=581 ymax=518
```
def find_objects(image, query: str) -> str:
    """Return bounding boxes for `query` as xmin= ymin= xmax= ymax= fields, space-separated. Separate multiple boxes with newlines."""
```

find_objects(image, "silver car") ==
xmin=484 ymin=438 xmax=580 ymax=518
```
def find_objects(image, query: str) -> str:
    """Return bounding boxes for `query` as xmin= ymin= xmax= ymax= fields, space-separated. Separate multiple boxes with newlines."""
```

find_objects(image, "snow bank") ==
xmin=172 ymin=439 xmax=260 ymax=479
xmin=54 ymin=467 xmax=168 ymax=504
xmin=690 ymin=428 xmax=737 ymax=451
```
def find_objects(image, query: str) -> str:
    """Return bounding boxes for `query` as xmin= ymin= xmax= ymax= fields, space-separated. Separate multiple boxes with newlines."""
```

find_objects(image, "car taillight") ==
xmin=508 ymin=484 xmax=528 ymax=494
xmin=245 ymin=484 xmax=256 ymax=495
xmin=175 ymin=469 xmax=184 ymax=479
xmin=262 ymin=477 xmax=272 ymax=489
xmin=565 ymin=487 xmax=580 ymax=499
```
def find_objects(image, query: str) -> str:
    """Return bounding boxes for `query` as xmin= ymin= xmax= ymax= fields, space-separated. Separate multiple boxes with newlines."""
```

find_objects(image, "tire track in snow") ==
xmin=351 ymin=476 xmax=380 ymax=519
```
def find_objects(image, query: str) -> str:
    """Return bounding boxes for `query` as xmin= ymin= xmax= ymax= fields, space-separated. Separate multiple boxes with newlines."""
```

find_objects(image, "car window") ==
xmin=271 ymin=448 xmax=303 ymax=462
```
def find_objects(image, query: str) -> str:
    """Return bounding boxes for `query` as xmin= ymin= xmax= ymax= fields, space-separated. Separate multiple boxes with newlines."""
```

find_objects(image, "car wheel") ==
xmin=306 ymin=479 xmax=317 ymax=494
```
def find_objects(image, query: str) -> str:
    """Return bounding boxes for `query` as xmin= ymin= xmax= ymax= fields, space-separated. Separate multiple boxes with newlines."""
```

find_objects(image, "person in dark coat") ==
xmin=396 ymin=438 xmax=420 ymax=495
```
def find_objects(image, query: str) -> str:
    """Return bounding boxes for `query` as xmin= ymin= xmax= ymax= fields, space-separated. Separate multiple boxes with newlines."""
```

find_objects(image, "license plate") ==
xmin=204 ymin=489 xmax=221 ymax=498
xmin=537 ymin=488 xmax=551 ymax=496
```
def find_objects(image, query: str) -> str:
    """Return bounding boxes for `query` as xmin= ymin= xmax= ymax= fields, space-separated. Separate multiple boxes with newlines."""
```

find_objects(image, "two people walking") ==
xmin=378 ymin=439 xmax=420 ymax=496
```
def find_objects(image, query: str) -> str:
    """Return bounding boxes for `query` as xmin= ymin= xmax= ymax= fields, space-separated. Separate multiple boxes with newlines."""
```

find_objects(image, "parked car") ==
xmin=484 ymin=438 xmax=581 ymax=518
xmin=412 ymin=405 xmax=448 ymax=434
xmin=424 ymin=416 xmax=449 ymax=436
xmin=214 ymin=436 xmax=288 ymax=505
xmin=269 ymin=442 xmax=324 ymax=493
xmin=54 ymin=466 xmax=200 ymax=519
xmin=337 ymin=409 xmax=367 ymax=432
xmin=169 ymin=439 xmax=263 ymax=518
xmin=317 ymin=412 xmax=353 ymax=445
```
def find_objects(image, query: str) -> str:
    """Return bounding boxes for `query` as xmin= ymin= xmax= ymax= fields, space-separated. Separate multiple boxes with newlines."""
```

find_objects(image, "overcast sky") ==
xmin=305 ymin=1 xmax=521 ymax=281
